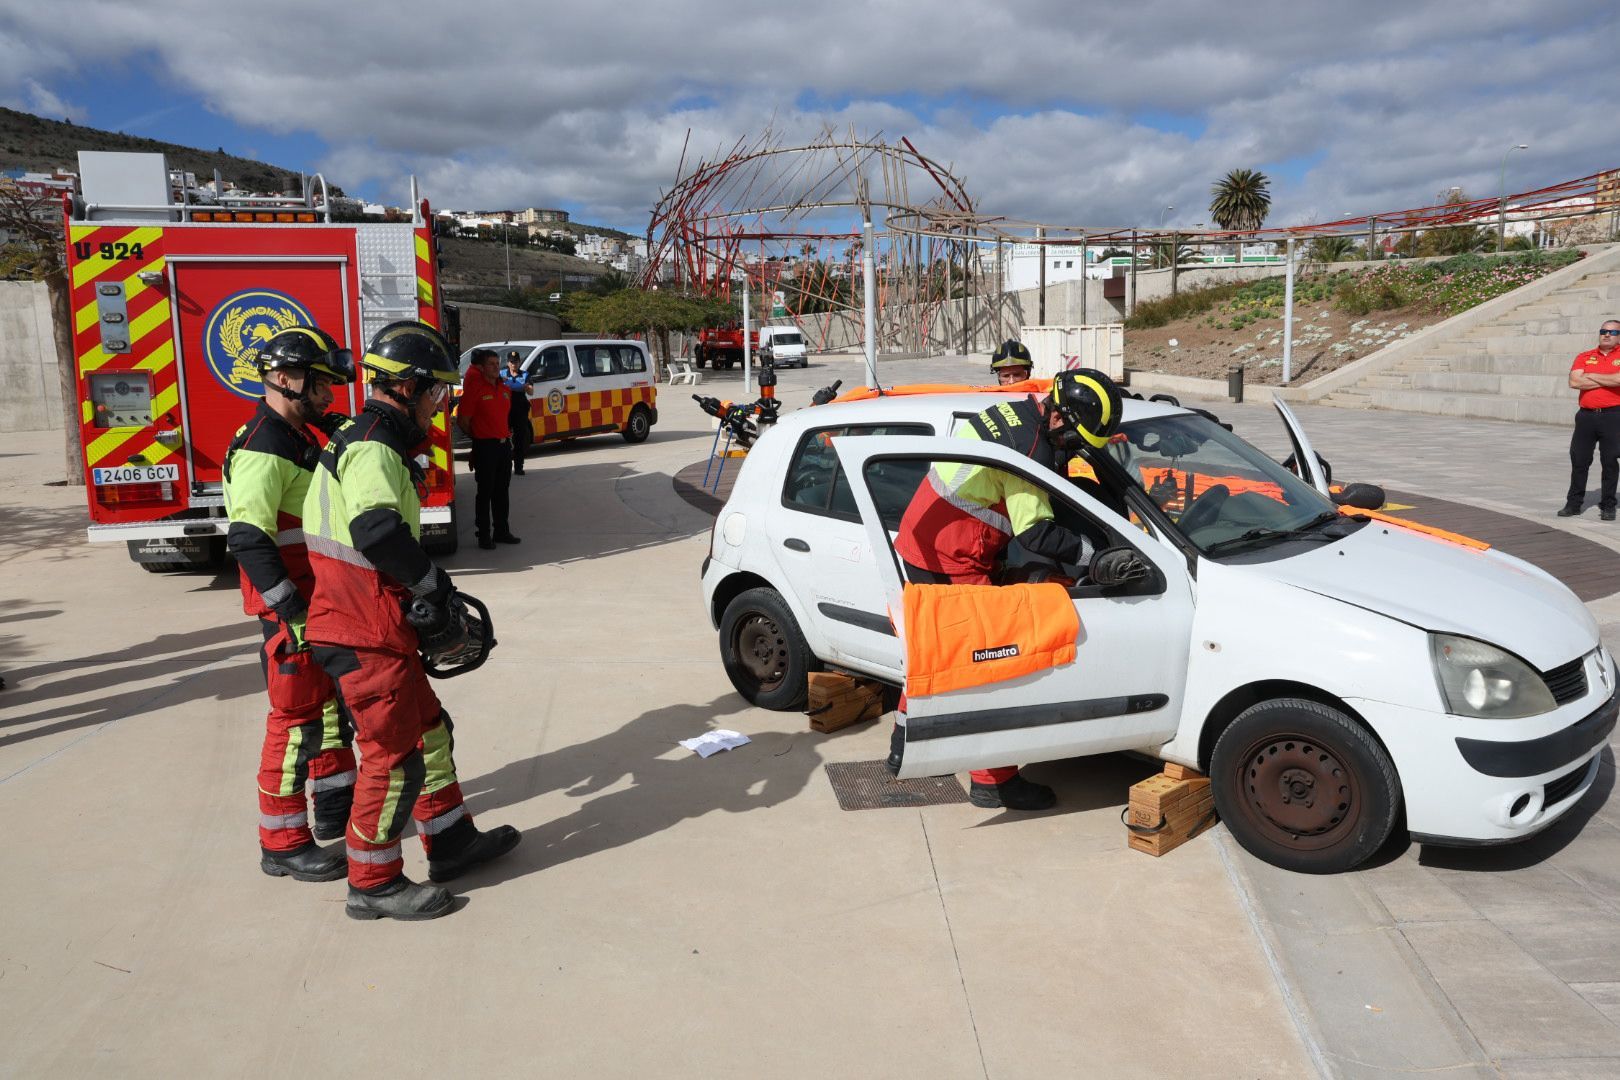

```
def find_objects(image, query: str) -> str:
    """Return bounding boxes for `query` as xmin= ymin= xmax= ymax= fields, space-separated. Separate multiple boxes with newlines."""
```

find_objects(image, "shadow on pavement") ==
xmin=453 ymin=693 xmax=822 ymax=890
xmin=1417 ymin=748 xmax=1616 ymax=872
xmin=0 ymin=621 xmax=259 ymax=750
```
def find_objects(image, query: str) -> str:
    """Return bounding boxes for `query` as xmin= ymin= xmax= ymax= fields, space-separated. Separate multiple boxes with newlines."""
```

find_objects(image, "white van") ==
xmin=757 ymin=325 xmax=808 ymax=368
xmin=700 ymin=390 xmax=1615 ymax=873
xmin=459 ymin=339 xmax=659 ymax=446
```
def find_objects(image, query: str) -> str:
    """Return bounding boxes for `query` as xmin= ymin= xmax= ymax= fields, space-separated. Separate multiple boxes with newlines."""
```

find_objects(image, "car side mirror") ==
xmin=1332 ymin=482 xmax=1386 ymax=510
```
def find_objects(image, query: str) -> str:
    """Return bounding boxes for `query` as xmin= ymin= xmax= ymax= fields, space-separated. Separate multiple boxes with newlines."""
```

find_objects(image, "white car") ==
xmin=700 ymin=389 xmax=1615 ymax=873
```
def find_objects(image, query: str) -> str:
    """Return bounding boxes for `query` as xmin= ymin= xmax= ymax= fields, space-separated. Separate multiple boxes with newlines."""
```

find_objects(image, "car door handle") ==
xmin=565 ymin=385 xmax=576 ymax=390
xmin=783 ymin=538 xmax=810 ymax=552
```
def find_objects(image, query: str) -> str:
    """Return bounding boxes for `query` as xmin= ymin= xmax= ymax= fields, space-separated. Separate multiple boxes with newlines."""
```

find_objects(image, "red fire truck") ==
xmin=63 ymin=151 xmax=460 ymax=571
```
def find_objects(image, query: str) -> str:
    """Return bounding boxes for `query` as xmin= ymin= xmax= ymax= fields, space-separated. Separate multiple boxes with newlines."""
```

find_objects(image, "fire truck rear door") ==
xmin=170 ymin=259 xmax=351 ymax=488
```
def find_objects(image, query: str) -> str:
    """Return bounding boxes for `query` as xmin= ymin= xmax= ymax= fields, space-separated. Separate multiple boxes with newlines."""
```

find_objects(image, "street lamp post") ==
xmin=1498 ymin=143 xmax=1529 ymax=252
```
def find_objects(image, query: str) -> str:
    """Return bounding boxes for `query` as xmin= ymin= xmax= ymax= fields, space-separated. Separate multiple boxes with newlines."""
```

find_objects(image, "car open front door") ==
xmin=832 ymin=435 xmax=1196 ymax=779
xmin=1273 ymin=399 xmax=1331 ymax=497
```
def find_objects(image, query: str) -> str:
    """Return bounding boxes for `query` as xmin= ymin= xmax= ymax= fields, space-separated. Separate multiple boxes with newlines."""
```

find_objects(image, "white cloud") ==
xmin=0 ymin=0 xmax=1615 ymax=234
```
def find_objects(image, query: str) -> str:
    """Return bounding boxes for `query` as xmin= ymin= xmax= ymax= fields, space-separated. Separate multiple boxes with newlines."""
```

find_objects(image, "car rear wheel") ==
xmin=622 ymin=404 xmax=651 ymax=443
xmin=1211 ymin=697 xmax=1400 ymax=874
xmin=719 ymin=587 xmax=819 ymax=710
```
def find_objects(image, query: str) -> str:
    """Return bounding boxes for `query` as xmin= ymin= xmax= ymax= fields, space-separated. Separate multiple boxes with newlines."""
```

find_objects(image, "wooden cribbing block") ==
xmin=1161 ymin=762 xmax=1204 ymax=781
xmin=1126 ymin=771 xmax=1218 ymax=857
xmin=806 ymin=672 xmax=884 ymax=733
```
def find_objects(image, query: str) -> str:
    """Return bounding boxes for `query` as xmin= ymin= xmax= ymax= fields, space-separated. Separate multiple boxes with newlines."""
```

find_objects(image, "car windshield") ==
xmin=772 ymin=333 xmax=803 ymax=346
xmin=1106 ymin=412 xmax=1340 ymax=555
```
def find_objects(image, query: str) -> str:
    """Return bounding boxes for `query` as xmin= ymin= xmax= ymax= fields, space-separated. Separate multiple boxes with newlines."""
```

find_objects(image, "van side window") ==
xmin=577 ymin=345 xmax=616 ymax=378
xmin=530 ymin=346 xmax=570 ymax=382
xmin=614 ymin=345 xmax=647 ymax=374
xmin=781 ymin=423 xmax=932 ymax=521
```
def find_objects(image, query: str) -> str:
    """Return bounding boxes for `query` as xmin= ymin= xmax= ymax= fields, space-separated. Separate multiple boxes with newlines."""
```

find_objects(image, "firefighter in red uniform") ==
xmin=886 ymin=369 xmax=1129 ymax=811
xmin=304 ymin=321 xmax=520 ymax=921
xmin=457 ymin=347 xmax=521 ymax=550
xmin=224 ymin=327 xmax=358 ymax=883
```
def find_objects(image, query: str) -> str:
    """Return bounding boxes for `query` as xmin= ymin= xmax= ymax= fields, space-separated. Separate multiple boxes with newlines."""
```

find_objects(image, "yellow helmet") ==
xmin=359 ymin=321 xmax=459 ymax=385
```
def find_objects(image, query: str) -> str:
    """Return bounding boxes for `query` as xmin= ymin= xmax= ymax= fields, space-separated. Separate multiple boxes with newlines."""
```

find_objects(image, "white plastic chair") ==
xmin=667 ymin=359 xmax=702 ymax=386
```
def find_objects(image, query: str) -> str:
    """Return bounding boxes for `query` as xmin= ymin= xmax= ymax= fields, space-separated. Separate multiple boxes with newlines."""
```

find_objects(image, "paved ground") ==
xmin=2 ymin=353 xmax=1618 ymax=1078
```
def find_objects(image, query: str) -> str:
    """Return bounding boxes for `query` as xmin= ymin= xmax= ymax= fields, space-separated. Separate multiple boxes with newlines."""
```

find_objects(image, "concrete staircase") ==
xmin=1316 ymin=251 xmax=1620 ymax=425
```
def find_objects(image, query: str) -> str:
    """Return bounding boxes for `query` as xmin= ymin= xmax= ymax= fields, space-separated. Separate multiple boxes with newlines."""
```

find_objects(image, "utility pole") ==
xmin=1282 ymin=238 xmax=1296 ymax=385
xmin=504 ymin=221 xmax=512 ymax=290
xmin=742 ymin=272 xmax=753 ymax=398
xmin=1079 ymin=238 xmax=1088 ymax=325
xmin=1170 ymin=231 xmax=1181 ymax=297
xmin=1129 ymin=230 xmax=1138 ymax=315
xmin=1036 ymin=225 xmax=1046 ymax=326
xmin=862 ymin=219 xmax=877 ymax=388
xmin=1498 ymin=143 xmax=1529 ymax=252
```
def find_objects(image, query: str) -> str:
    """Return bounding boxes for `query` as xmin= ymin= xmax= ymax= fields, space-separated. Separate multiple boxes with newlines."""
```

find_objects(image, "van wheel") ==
xmin=693 ymin=347 xmax=707 ymax=369
xmin=719 ymin=587 xmax=819 ymax=710
xmin=622 ymin=405 xmax=652 ymax=443
xmin=1210 ymin=698 xmax=1400 ymax=874
xmin=139 ymin=561 xmax=190 ymax=574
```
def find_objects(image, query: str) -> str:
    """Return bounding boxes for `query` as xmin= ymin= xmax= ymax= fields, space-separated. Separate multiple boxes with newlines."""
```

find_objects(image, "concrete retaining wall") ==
xmin=0 ymin=281 xmax=62 ymax=433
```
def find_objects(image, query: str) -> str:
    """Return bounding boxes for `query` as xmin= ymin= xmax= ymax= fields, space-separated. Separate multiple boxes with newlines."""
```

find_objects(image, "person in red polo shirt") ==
xmin=456 ymin=348 xmax=522 ymax=549
xmin=1560 ymin=319 xmax=1620 ymax=521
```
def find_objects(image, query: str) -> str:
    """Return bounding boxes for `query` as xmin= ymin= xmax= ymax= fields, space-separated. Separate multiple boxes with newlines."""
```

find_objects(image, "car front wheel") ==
xmin=718 ymin=587 xmax=819 ymax=710
xmin=622 ymin=404 xmax=651 ymax=443
xmin=1210 ymin=697 xmax=1400 ymax=874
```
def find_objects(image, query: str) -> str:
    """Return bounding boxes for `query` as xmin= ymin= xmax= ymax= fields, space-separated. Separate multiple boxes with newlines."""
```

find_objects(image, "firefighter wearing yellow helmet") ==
xmin=889 ymin=368 xmax=1128 ymax=811
xmin=301 ymin=321 xmax=519 ymax=921
xmin=223 ymin=326 xmax=357 ymax=884
xmin=989 ymin=339 xmax=1034 ymax=386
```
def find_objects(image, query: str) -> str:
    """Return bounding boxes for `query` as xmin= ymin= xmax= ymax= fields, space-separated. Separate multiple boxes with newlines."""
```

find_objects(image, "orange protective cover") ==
xmin=902 ymin=582 xmax=1080 ymax=697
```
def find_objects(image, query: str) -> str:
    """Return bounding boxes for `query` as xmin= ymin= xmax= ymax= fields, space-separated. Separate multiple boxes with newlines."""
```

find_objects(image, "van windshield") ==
xmin=770 ymin=332 xmax=804 ymax=346
xmin=1106 ymin=413 xmax=1342 ymax=556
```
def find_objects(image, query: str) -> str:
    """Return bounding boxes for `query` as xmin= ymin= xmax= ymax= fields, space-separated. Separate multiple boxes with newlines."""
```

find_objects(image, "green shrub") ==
xmin=1124 ymin=280 xmax=1248 ymax=330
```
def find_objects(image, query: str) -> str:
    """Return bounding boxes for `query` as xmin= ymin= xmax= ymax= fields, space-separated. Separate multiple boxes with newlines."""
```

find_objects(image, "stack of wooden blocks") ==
xmin=1127 ymin=763 xmax=1217 ymax=857
xmin=805 ymin=672 xmax=885 ymax=733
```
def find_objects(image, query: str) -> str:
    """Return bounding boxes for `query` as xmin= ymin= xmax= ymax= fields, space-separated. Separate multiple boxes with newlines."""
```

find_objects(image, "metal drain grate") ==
xmin=824 ymin=760 xmax=969 ymax=811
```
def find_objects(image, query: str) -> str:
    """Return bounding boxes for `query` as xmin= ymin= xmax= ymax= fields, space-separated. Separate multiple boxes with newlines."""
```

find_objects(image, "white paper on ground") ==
xmin=679 ymin=729 xmax=751 ymax=758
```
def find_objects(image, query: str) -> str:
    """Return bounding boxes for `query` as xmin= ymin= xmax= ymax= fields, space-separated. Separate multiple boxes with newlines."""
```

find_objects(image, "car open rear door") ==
xmin=1273 ymin=399 xmax=1331 ymax=497
xmin=832 ymin=435 xmax=1194 ymax=779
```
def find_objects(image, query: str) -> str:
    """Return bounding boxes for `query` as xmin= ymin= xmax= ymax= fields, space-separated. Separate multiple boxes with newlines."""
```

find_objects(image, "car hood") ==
xmin=1250 ymin=521 xmax=1598 ymax=672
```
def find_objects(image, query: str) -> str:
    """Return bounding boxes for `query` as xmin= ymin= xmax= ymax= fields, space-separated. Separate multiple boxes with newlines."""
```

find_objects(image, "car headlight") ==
xmin=1429 ymin=633 xmax=1557 ymax=719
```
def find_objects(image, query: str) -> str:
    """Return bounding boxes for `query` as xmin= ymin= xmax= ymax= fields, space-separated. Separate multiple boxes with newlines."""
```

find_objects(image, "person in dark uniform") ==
xmin=456 ymin=348 xmax=520 ymax=550
xmin=502 ymin=350 xmax=533 ymax=475
xmin=1561 ymin=319 xmax=1620 ymax=521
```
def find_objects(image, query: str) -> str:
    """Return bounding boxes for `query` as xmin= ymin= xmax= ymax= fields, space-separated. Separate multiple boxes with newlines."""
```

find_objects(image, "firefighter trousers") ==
xmin=311 ymin=644 xmax=471 ymax=889
xmin=257 ymin=618 xmax=356 ymax=852
xmin=897 ymin=562 xmax=1018 ymax=786
xmin=470 ymin=437 xmax=513 ymax=540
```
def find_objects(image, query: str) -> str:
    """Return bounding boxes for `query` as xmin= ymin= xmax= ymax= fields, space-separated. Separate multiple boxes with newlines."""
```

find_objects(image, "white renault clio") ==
xmin=700 ymin=390 xmax=1615 ymax=873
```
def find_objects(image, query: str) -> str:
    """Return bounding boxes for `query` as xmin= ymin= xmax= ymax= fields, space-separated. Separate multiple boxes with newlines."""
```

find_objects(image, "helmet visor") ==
xmin=313 ymin=348 xmax=355 ymax=385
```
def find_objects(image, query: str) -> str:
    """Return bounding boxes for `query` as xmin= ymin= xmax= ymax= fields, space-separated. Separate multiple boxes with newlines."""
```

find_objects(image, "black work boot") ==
xmin=1558 ymin=502 xmax=1583 ymax=517
xmin=345 ymin=875 xmax=454 ymax=921
xmin=260 ymin=842 xmax=346 ymax=883
xmin=426 ymin=817 xmax=522 ymax=883
xmin=312 ymin=786 xmax=354 ymax=842
xmin=969 ymin=772 xmax=1057 ymax=812
xmin=884 ymin=721 xmax=905 ymax=776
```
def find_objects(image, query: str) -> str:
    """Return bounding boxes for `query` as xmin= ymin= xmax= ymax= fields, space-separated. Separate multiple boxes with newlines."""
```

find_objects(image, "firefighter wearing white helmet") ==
xmin=302 ymin=321 xmax=520 ymax=921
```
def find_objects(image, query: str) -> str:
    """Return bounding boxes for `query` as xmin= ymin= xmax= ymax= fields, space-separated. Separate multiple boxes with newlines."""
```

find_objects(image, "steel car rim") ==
xmin=631 ymin=413 xmax=648 ymax=437
xmin=734 ymin=613 xmax=787 ymax=690
xmin=1235 ymin=734 xmax=1358 ymax=850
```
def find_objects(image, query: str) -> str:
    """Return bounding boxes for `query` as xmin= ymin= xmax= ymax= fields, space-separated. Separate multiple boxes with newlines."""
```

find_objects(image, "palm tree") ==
xmin=1209 ymin=169 xmax=1272 ymax=232
xmin=1308 ymin=235 xmax=1357 ymax=263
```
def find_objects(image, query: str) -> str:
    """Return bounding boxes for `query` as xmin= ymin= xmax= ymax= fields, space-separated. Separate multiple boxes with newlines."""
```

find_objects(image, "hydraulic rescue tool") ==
xmin=693 ymin=394 xmax=762 ymax=447
xmin=407 ymin=590 xmax=498 ymax=679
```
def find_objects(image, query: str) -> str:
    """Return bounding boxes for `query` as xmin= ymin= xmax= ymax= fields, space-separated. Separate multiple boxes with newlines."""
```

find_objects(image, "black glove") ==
xmin=261 ymin=578 xmax=308 ymax=623
xmin=1089 ymin=547 xmax=1150 ymax=588
xmin=311 ymin=411 xmax=348 ymax=436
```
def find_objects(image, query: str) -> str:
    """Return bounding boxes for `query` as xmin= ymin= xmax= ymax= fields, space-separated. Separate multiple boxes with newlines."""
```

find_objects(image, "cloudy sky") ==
xmin=2 ymin=0 xmax=1616 ymax=236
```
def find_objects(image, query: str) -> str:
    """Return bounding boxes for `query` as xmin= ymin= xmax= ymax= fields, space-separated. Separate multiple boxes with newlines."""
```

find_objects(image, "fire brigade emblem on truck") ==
xmin=546 ymin=388 xmax=565 ymax=415
xmin=203 ymin=288 xmax=315 ymax=399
